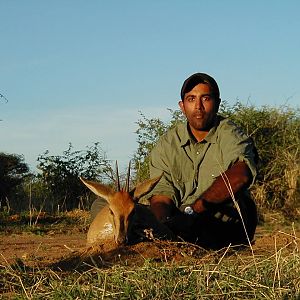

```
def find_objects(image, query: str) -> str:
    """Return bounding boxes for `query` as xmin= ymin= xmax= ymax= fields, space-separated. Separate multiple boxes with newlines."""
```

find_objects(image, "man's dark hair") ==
xmin=181 ymin=73 xmax=220 ymax=100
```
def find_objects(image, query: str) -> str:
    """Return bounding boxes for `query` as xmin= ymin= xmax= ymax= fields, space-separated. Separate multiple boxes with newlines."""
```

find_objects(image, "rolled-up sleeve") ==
xmin=221 ymin=125 xmax=258 ymax=186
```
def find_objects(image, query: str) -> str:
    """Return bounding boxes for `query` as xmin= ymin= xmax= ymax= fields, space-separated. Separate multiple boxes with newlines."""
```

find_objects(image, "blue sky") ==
xmin=0 ymin=1 xmax=299 ymax=172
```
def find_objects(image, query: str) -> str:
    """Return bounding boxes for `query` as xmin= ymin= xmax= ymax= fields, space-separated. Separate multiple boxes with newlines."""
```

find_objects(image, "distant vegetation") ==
xmin=1 ymin=143 xmax=112 ymax=213
xmin=0 ymin=153 xmax=30 ymax=210
xmin=0 ymin=102 xmax=299 ymax=220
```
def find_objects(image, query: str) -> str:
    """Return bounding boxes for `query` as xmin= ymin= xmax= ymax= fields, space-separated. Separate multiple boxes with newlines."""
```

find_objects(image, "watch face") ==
xmin=184 ymin=206 xmax=194 ymax=215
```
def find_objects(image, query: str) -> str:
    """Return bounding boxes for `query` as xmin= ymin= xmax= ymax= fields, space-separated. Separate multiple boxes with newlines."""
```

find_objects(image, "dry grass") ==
xmin=0 ymin=223 xmax=299 ymax=299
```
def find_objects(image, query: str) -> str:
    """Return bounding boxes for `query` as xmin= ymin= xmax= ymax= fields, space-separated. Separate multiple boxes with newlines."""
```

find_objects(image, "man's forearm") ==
xmin=192 ymin=161 xmax=252 ymax=213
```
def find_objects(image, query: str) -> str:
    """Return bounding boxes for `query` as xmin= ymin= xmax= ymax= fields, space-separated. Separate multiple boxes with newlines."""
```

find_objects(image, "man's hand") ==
xmin=150 ymin=195 xmax=196 ymax=236
xmin=191 ymin=198 xmax=207 ymax=213
xmin=150 ymin=195 xmax=175 ymax=223
xmin=179 ymin=198 xmax=207 ymax=215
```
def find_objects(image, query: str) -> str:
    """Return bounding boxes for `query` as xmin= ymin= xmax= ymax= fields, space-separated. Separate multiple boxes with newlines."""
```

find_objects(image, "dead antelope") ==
xmin=80 ymin=163 xmax=174 ymax=246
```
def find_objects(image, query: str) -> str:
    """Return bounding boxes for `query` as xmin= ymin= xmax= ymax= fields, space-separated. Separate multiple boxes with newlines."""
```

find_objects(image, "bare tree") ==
xmin=0 ymin=92 xmax=8 ymax=121
xmin=0 ymin=92 xmax=8 ymax=103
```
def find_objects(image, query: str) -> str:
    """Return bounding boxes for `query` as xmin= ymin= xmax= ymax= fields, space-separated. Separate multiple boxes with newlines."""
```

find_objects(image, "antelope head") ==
xmin=80 ymin=162 xmax=162 ymax=245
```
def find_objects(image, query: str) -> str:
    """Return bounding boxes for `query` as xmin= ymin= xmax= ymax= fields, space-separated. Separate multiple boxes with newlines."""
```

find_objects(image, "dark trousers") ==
xmin=167 ymin=197 xmax=258 ymax=249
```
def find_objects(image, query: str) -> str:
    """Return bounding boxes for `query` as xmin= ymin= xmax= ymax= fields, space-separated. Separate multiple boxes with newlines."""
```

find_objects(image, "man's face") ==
xmin=179 ymin=83 xmax=219 ymax=132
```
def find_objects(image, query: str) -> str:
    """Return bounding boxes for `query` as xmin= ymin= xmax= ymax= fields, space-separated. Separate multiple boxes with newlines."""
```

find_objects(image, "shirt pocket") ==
xmin=171 ymin=161 xmax=195 ymax=200
xmin=198 ymin=162 xmax=223 ymax=193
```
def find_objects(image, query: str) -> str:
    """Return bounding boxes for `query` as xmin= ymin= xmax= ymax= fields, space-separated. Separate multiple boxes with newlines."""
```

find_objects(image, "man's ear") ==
xmin=178 ymin=100 xmax=185 ymax=115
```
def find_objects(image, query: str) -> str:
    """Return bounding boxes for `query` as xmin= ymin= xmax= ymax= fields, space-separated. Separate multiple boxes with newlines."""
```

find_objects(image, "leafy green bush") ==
xmin=220 ymin=102 xmax=299 ymax=215
xmin=0 ymin=152 xmax=30 ymax=212
xmin=36 ymin=142 xmax=113 ymax=211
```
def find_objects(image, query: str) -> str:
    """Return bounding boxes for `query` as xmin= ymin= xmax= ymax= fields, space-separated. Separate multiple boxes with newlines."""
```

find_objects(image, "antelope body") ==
xmin=80 ymin=172 xmax=174 ymax=246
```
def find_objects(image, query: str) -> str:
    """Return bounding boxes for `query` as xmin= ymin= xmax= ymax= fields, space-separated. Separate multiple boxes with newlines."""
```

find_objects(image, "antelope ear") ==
xmin=131 ymin=173 xmax=163 ymax=201
xmin=80 ymin=177 xmax=115 ymax=202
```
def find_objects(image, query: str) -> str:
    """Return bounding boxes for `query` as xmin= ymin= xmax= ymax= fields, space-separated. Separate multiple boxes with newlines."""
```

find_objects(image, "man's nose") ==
xmin=194 ymin=97 xmax=204 ymax=110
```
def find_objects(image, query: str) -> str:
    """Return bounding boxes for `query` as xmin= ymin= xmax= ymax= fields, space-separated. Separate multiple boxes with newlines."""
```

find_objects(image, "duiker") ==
xmin=80 ymin=164 xmax=174 ymax=246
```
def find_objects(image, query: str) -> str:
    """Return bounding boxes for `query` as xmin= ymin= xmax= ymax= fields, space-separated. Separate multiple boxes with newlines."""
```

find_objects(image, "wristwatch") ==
xmin=183 ymin=206 xmax=194 ymax=215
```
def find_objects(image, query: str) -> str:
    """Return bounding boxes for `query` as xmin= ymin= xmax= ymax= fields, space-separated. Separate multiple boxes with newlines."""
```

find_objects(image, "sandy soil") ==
xmin=0 ymin=224 xmax=299 ymax=270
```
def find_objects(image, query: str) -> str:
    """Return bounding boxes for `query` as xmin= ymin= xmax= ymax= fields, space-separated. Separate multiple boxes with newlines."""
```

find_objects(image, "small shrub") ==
xmin=36 ymin=142 xmax=113 ymax=212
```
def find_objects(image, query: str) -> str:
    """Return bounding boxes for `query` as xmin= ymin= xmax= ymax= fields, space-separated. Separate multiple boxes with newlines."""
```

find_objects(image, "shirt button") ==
xmin=196 ymin=151 xmax=199 ymax=155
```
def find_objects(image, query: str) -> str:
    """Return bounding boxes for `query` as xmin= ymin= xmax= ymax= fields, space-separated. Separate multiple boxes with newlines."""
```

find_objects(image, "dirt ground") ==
xmin=1 ymin=222 xmax=299 ymax=270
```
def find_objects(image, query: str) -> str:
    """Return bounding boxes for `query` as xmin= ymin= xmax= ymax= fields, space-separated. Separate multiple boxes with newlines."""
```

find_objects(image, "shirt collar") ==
xmin=179 ymin=115 xmax=223 ymax=146
xmin=179 ymin=122 xmax=191 ymax=147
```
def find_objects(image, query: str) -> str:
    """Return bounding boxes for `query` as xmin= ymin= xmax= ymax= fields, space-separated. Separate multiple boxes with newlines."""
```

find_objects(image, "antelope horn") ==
xmin=115 ymin=160 xmax=121 ymax=191
xmin=125 ymin=160 xmax=131 ymax=192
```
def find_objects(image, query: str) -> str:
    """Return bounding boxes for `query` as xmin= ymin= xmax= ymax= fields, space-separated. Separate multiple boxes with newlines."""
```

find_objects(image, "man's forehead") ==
xmin=180 ymin=73 xmax=220 ymax=100
xmin=184 ymin=83 xmax=212 ymax=95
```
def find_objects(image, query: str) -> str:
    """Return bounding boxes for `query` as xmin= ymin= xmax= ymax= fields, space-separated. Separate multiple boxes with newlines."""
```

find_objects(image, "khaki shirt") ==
xmin=149 ymin=116 xmax=257 ymax=207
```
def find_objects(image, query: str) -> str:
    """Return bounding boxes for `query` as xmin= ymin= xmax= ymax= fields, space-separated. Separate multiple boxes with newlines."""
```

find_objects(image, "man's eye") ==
xmin=202 ymin=96 xmax=211 ymax=102
xmin=187 ymin=97 xmax=194 ymax=102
